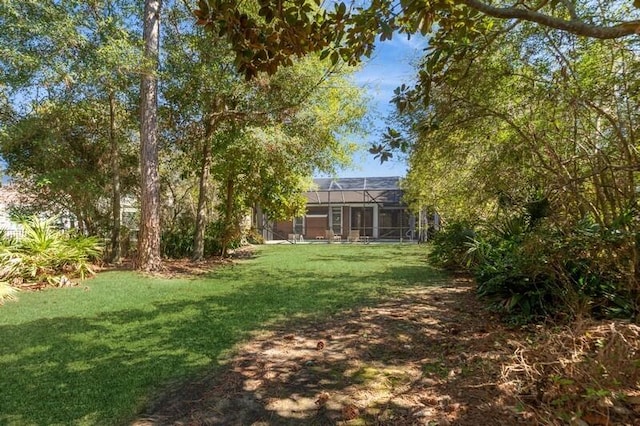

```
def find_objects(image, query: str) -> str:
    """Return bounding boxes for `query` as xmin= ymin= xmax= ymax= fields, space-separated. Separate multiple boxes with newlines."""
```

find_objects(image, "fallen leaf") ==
xmin=342 ymin=403 xmax=359 ymax=420
xmin=315 ymin=392 xmax=330 ymax=406
xmin=581 ymin=413 xmax=610 ymax=426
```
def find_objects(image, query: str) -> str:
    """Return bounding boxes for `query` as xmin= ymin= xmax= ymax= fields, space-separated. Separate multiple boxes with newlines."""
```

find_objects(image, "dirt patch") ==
xmin=134 ymin=274 xmax=640 ymax=425
xmin=103 ymin=246 xmax=258 ymax=278
xmin=135 ymin=276 xmax=533 ymax=425
xmin=15 ymin=246 xmax=256 ymax=291
xmin=149 ymin=247 xmax=256 ymax=278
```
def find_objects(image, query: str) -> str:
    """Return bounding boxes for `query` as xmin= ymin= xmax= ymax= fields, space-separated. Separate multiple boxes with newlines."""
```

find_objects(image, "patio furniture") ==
xmin=347 ymin=230 xmax=360 ymax=242
xmin=325 ymin=229 xmax=335 ymax=243
xmin=288 ymin=233 xmax=303 ymax=243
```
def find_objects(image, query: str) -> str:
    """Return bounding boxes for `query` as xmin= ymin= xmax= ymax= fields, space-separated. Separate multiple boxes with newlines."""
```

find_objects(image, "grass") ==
xmin=0 ymin=243 xmax=446 ymax=425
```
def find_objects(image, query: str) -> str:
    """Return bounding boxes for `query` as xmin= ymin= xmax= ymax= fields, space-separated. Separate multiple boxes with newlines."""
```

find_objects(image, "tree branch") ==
xmin=461 ymin=0 xmax=640 ymax=39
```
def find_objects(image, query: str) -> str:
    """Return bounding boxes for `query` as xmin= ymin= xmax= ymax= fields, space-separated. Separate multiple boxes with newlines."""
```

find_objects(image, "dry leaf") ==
xmin=581 ymin=413 xmax=610 ymax=426
xmin=342 ymin=403 xmax=359 ymax=420
xmin=315 ymin=392 xmax=330 ymax=406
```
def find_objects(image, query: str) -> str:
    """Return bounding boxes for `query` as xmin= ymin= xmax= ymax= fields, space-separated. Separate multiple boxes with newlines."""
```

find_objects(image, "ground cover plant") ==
xmin=0 ymin=243 xmax=440 ymax=425
xmin=0 ymin=216 xmax=102 ymax=297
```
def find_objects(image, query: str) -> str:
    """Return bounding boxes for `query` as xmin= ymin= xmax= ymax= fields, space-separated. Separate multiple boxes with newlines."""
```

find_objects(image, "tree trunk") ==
xmin=221 ymin=176 xmax=235 ymax=258
xmin=192 ymin=138 xmax=212 ymax=261
xmin=138 ymin=0 xmax=162 ymax=272
xmin=108 ymin=91 xmax=122 ymax=264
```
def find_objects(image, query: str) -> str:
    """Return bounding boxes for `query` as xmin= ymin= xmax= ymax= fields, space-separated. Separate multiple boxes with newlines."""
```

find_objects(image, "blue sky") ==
xmin=324 ymin=35 xmax=427 ymax=179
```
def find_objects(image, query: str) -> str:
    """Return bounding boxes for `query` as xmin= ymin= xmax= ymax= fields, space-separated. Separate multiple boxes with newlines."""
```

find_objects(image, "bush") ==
xmin=550 ymin=216 xmax=638 ymax=320
xmin=161 ymin=220 xmax=244 ymax=259
xmin=204 ymin=220 xmax=242 ymax=256
xmin=161 ymin=224 xmax=195 ymax=258
xmin=427 ymin=221 xmax=476 ymax=270
xmin=466 ymin=212 xmax=639 ymax=323
xmin=469 ymin=225 xmax=561 ymax=324
xmin=0 ymin=216 xmax=103 ymax=287
xmin=245 ymin=228 xmax=265 ymax=245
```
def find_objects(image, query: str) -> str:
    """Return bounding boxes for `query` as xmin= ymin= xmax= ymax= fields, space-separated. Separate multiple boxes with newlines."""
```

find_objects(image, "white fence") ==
xmin=0 ymin=228 xmax=25 ymax=240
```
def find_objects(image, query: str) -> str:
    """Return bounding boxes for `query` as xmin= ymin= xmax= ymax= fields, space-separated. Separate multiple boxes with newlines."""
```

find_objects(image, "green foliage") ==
xmin=162 ymin=2 xmax=365 ymax=259
xmin=435 ymin=212 xmax=640 ymax=323
xmin=553 ymin=216 xmax=639 ymax=319
xmin=0 ymin=98 xmax=138 ymax=236
xmin=194 ymin=0 xmax=640 ymax=80
xmin=427 ymin=221 xmax=476 ymax=270
xmin=161 ymin=220 xmax=243 ymax=259
xmin=0 ymin=282 xmax=18 ymax=305
xmin=0 ymin=216 xmax=103 ymax=286
xmin=161 ymin=224 xmax=195 ymax=259
xmin=400 ymin=5 xmax=640 ymax=323
xmin=469 ymin=221 xmax=561 ymax=323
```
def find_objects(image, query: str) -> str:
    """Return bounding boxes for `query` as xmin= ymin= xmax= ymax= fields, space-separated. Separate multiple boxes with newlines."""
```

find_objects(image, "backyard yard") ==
xmin=1 ymin=244 xmax=638 ymax=425
xmin=0 ymin=244 xmax=439 ymax=425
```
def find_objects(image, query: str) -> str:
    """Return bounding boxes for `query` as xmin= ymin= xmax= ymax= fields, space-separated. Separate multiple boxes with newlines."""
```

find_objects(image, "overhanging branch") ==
xmin=461 ymin=0 xmax=640 ymax=39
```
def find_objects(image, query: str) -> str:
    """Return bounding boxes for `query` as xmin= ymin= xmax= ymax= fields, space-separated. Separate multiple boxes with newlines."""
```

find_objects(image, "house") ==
xmin=0 ymin=185 xmax=25 ymax=238
xmin=260 ymin=176 xmax=417 ymax=242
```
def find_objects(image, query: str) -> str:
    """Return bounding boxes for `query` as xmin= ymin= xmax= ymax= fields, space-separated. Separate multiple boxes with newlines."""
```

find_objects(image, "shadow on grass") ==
xmin=139 ymin=274 xmax=521 ymax=425
xmin=0 ymin=245 xmax=448 ymax=425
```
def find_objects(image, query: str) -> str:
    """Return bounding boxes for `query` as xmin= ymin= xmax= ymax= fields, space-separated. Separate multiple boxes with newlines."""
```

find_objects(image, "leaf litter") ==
xmin=135 ymin=275 xmax=639 ymax=425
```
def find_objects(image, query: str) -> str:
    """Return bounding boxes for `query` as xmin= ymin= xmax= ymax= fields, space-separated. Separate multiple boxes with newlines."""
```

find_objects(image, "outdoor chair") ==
xmin=288 ymin=233 xmax=302 ymax=243
xmin=325 ymin=229 xmax=335 ymax=243
xmin=347 ymin=230 xmax=360 ymax=242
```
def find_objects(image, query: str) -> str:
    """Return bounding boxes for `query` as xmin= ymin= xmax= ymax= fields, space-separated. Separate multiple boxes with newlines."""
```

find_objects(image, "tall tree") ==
xmin=139 ymin=0 xmax=162 ymax=271
xmin=0 ymin=1 xmax=140 ymax=243
xmin=162 ymin=2 xmax=238 ymax=260
xmin=162 ymin=2 xmax=365 ymax=259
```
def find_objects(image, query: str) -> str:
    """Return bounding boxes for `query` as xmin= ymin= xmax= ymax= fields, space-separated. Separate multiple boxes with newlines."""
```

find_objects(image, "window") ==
xmin=331 ymin=206 xmax=342 ymax=234
xmin=293 ymin=216 xmax=304 ymax=234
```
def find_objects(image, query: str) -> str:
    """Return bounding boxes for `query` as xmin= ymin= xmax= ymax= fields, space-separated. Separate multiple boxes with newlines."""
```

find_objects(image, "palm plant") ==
xmin=0 ymin=281 xmax=18 ymax=305
xmin=0 ymin=215 xmax=105 ymax=284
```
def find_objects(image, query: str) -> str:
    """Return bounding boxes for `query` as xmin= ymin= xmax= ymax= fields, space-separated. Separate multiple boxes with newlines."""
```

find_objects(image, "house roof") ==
xmin=312 ymin=176 xmax=402 ymax=191
xmin=306 ymin=177 xmax=404 ymax=205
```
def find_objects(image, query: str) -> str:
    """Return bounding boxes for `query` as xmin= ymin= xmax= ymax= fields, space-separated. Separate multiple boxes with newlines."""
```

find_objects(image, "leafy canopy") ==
xmin=194 ymin=0 xmax=640 ymax=79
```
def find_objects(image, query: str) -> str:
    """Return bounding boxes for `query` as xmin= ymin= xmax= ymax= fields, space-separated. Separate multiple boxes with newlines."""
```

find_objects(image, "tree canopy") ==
xmin=194 ymin=0 xmax=640 ymax=79
xmin=0 ymin=0 xmax=366 ymax=265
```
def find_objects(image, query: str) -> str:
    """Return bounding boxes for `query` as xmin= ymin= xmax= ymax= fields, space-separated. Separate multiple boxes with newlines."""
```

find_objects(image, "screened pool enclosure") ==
xmin=260 ymin=177 xmax=419 ymax=242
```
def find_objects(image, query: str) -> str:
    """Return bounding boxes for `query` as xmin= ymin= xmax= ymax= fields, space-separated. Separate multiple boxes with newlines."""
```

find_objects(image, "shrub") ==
xmin=0 ymin=216 xmax=103 ymax=289
xmin=467 ymin=212 xmax=639 ymax=323
xmin=161 ymin=220 xmax=244 ymax=259
xmin=469 ymin=226 xmax=561 ymax=324
xmin=161 ymin=224 xmax=195 ymax=258
xmin=245 ymin=227 xmax=265 ymax=245
xmin=427 ymin=221 xmax=476 ymax=270
xmin=204 ymin=220 xmax=242 ymax=256
xmin=61 ymin=233 xmax=103 ymax=279
xmin=0 ymin=281 xmax=18 ymax=305
xmin=549 ymin=216 xmax=638 ymax=320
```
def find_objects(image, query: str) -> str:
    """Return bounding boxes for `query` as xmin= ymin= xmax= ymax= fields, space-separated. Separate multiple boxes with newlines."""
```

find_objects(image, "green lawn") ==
xmin=0 ymin=243 xmax=446 ymax=426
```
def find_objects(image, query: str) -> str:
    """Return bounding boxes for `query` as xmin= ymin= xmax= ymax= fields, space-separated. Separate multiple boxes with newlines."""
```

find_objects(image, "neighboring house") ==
xmin=260 ymin=176 xmax=417 ymax=242
xmin=0 ymin=185 xmax=139 ymax=239
xmin=0 ymin=185 xmax=25 ymax=238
